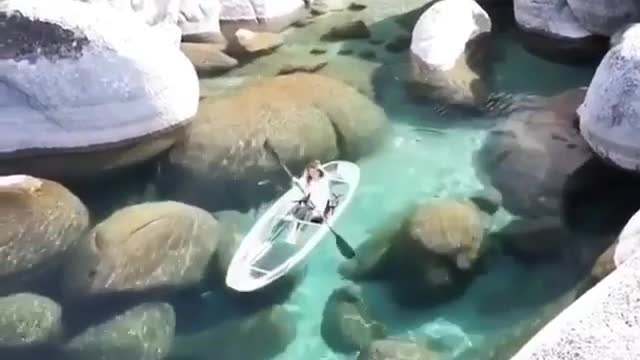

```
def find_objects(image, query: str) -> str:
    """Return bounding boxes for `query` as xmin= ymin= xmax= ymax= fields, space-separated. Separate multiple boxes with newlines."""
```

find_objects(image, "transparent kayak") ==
xmin=225 ymin=161 xmax=360 ymax=292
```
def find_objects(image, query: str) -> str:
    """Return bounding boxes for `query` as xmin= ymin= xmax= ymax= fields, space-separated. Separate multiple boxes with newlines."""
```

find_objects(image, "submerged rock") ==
xmin=0 ymin=0 xmax=198 ymax=180
xmin=322 ymin=20 xmax=371 ymax=40
xmin=62 ymin=201 xmax=220 ymax=300
xmin=408 ymin=0 xmax=494 ymax=109
xmin=591 ymin=240 xmax=617 ymax=282
xmin=340 ymin=192 xmax=498 ymax=308
xmin=64 ymin=302 xmax=175 ymax=360
xmin=0 ymin=293 xmax=62 ymax=348
xmin=566 ymin=0 xmax=640 ymax=36
xmin=513 ymin=0 xmax=608 ymax=63
xmin=171 ymin=305 xmax=296 ymax=360
xmin=321 ymin=284 xmax=386 ymax=353
xmin=0 ymin=175 xmax=89 ymax=292
xmin=234 ymin=28 xmax=284 ymax=54
xmin=578 ymin=25 xmax=640 ymax=173
xmin=475 ymin=88 xmax=594 ymax=218
xmin=357 ymin=339 xmax=439 ymax=360
xmin=613 ymin=206 xmax=640 ymax=267
xmin=160 ymin=73 xmax=387 ymax=211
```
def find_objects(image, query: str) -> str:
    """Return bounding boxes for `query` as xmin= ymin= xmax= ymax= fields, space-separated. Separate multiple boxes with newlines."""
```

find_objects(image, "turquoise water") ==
xmin=169 ymin=30 xmax=601 ymax=360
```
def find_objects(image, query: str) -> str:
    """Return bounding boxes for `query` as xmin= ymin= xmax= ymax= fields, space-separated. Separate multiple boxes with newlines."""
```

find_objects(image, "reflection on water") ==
xmin=4 ymin=5 xmax=640 ymax=360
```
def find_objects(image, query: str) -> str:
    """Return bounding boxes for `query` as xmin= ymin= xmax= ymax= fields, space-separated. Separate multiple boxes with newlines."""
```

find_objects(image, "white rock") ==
xmin=510 ymin=249 xmax=640 ymax=360
xmin=0 ymin=0 xmax=199 ymax=153
xmin=178 ymin=0 xmax=222 ymax=38
xmin=566 ymin=0 xmax=640 ymax=36
xmin=79 ymin=0 xmax=182 ymax=27
xmin=410 ymin=0 xmax=491 ymax=72
xmin=310 ymin=0 xmax=347 ymax=13
xmin=514 ymin=0 xmax=593 ymax=39
xmin=610 ymin=23 xmax=637 ymax=48
xmin=219 ymin=0 xmax=306 ymax=32
xmin=577 ymin=26 xmax=640 ymax=172
xmin=614 ymin=207 xmax=640 ymax=266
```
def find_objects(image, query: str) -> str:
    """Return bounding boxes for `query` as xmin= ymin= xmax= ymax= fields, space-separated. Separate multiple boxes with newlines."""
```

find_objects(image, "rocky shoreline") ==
xmin=2 ymin=0 xmax=640 ymax=359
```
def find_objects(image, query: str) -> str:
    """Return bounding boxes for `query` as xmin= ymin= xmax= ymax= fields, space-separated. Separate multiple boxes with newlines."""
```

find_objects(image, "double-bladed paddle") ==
xmin=263 ymin=138 xmax=356 ymax=259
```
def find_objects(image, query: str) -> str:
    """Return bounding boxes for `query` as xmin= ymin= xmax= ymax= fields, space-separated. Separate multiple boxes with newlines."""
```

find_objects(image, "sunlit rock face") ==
xmin=578 ymin=24 xmax=640 ymax=173
xmin=0 ymin=0 xmax=198 ymax=180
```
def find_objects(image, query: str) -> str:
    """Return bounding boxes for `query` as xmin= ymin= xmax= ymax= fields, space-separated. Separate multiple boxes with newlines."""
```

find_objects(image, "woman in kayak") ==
xmin=292 ymin=160 xmax=333 ymax=223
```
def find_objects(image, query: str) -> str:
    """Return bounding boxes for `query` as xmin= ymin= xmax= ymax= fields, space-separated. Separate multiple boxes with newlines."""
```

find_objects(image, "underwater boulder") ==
xmin=513 ymin=0 xmax=608 ymax=64
xmin=590 ymin=240 xmax=618 ymax=282
xmin=0 ymin=175 xmax=89 ymax=293
xmin=566 ymin=0 xmax=640 ymax=36
xmin=159 ymin=73 xmax=388 ymax=212
xmin=180 ymin=42 xmax=239 ymax=75
xmin=578 ymin=25 xmax=640 ymax=173
xmin=340 ymin=192 xmax=498 ymax=308
xmin=0 ymin=0 xmax=198 ymax=180
xmin=171 ymin=304 xmax=296 ymax=360
xmin=62 ymin=201 xmax=220 ymax=300
xmin=408 ymin=0 xmax=494 ymax=109
xmin=475 ymin=88 xmax=594 ymax=218
xmin=64 ymin=302 xmax=175 ymax=360
xmin=357 ymin=339 xmax=440 ymax=360
xmin=0 ymin=293 xmax=62 ymax=348
xmin=321 ymin=284 xmax=386 ymax=353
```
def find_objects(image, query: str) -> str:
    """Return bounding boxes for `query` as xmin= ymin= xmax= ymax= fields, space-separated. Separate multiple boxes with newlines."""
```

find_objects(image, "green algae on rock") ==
xmin=0 ymin=293 xmax=62 ymax=348
xmin=62 ymin=201 xmax=220 ymax=300
xmin=0 ymin=175 xmax=89 ymax=292
xmin=64 ymin=302 xmax=175 ymax=360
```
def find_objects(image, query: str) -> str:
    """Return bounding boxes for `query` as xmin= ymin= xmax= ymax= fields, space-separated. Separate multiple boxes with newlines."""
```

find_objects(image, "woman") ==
xmin=292 ymin=160 xmax=332 ymax=223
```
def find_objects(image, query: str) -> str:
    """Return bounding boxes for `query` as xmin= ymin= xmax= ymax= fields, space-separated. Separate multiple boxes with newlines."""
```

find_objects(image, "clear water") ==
xmin=170 ymin=30 xmax=600 ymax=360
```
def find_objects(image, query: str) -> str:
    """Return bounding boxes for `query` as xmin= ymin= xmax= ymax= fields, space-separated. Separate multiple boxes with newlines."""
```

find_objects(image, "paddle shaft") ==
xmin=263 ymin=139 xmax=355 ymax=258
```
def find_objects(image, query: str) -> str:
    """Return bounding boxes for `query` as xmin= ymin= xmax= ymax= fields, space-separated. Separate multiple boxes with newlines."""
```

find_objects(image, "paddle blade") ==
xmin=333 ymin=231 xmax=356 ymax=259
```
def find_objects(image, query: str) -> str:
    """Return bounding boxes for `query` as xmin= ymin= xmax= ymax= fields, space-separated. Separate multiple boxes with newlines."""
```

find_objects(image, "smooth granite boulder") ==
xmin=0 ymin=175 xmax=89 ymax=290
xmin=219 ymin=0 xmax=306 ymax=33
xmin=578 ymin=24 xmax=640 ymax=172
xmin=0 ymin=293 xmax=62 ymax=348
xmin=408 ymin=0 xmax=494 ymax=108
xmin=64 ymin=302 xmax=175 ymax=360
xmin=513 ymin=0 xmax=608 ymax=63
xmin=510 ymin=250 xmax=640 ymax=360
xmin=0 ymin=0 xmax=198 ymax=179
xmin=566 ymin=0 xmax=640 ymax=36
xmin=62 ymin=201 xmax=220 ymax=300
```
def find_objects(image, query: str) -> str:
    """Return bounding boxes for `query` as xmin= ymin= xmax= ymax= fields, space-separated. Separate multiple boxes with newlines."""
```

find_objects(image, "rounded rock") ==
xmin=409 ymin=0 xmax=493 ymax=107
xmin=514 ymin=0 xmax=609 ymax=63
xmin=64 ymin=302 xmax=175 ymax=360
xmin=62 ymin=201 xmax=220 ymax=300
xmin=0 ymin=175 xmax=89 ymax=284
xmin=578 ymin=25 xmax=640 ymax=172
xmin=0 ymin=0 xmax=199 ymax=179
xmin=0 ymin=293 xmax=62 ymax=348
xmin=566 ymin=0 xmax=640 ymax=36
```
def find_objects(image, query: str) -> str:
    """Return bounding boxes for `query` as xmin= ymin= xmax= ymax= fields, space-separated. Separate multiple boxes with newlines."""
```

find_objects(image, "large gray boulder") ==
xmin=566 ymin=0 xmax=640 ymax=36
xmin=408 ymin=0 xmax=493 ymax=108
xmin=179 ymin=0 xmax=225 ymax=42
xmin=513 ymin=0 xmax=608 ymax=63
xmin=0 ymin=0 xmax=198 ymax=179
xmin=578 ymin=25 xmax=640 ymax=172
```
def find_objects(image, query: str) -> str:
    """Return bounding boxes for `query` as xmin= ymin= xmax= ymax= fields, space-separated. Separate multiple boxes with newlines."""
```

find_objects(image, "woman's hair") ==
xmin=305 ymin=160 xmax=324 ymax=182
